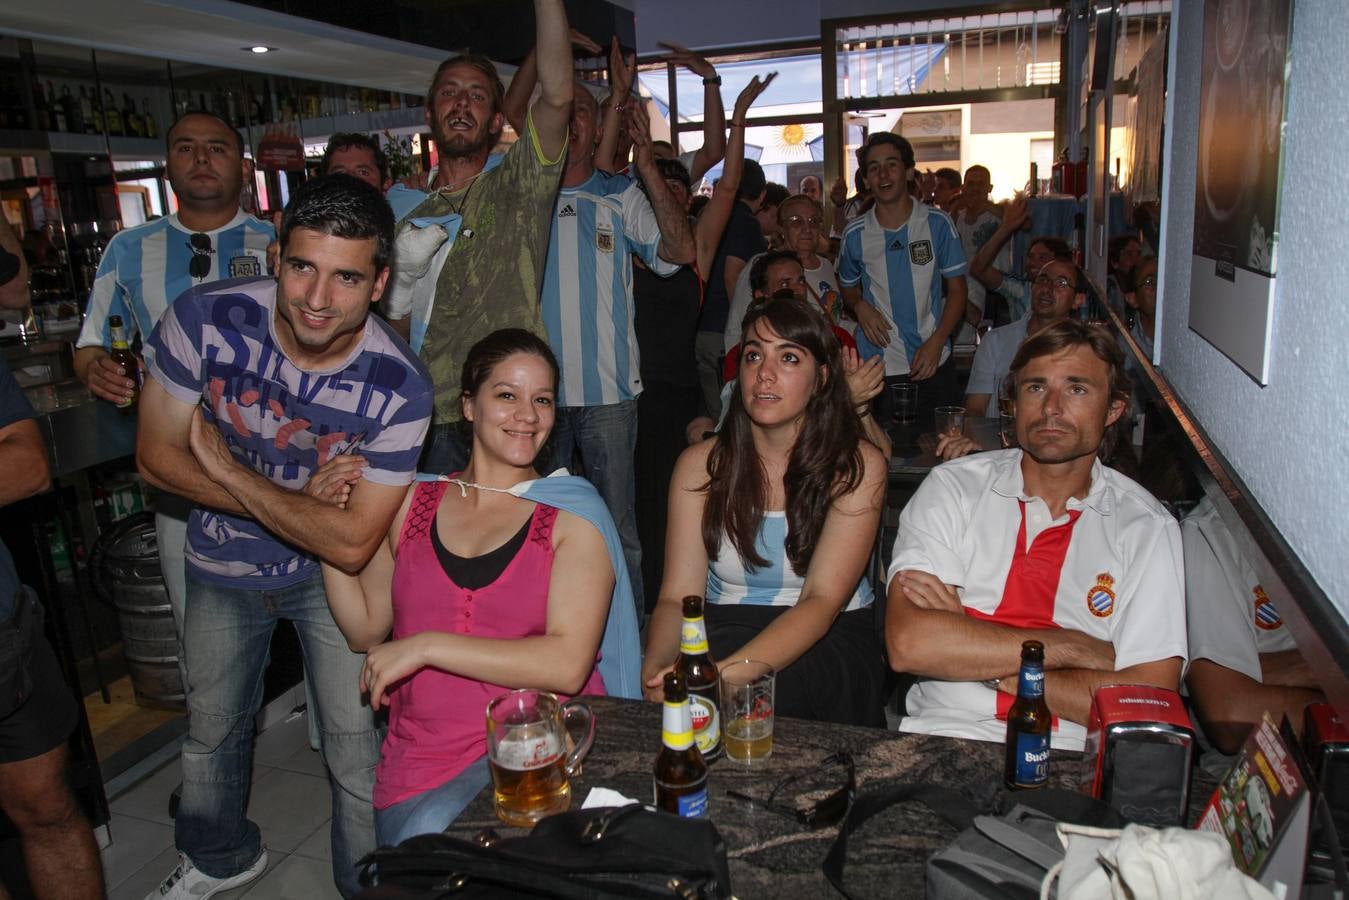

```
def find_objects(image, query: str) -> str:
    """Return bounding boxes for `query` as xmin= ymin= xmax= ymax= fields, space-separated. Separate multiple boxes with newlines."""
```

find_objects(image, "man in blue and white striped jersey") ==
xmin=73 ymin=109 xmax=273 ymax=684
xmin=838 ymin=132 xmax=967 ymax=427
xmin=541 ymin=89 xmax=694 ymax=618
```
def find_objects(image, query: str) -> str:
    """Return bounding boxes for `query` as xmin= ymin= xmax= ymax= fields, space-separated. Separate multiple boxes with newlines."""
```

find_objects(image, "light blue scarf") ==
xmin=416 ymin=469 xmax=643 ymax=699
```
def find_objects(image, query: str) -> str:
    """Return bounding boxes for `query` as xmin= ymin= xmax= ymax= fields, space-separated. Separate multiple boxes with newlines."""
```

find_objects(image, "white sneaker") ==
xmin=146 ymin=850 xmax=268 ymax=899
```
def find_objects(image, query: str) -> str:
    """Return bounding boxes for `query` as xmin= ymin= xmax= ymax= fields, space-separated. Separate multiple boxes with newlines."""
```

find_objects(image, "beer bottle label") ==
xmin=688 ymin=692 xmax=720 ymax=755
xmin=661 ymin=699 xmax=694 ymax=751
xmin=1017 ymin=664 xmax=1045 ymax=700
xmin=680 ymin=619 xmax=709 ymax=654
xmin=676 ymin=786 xmax=709 ymax=818
xmin=654 ymin=773 xmax=710 ymax=818
xmin=1011 ymin=731 xmax=1050 ymax=787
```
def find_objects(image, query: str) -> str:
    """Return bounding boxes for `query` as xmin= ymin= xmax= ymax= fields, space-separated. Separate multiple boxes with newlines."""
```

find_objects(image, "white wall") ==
xmin=1158 ymin=0 xmax=1349 ymax=614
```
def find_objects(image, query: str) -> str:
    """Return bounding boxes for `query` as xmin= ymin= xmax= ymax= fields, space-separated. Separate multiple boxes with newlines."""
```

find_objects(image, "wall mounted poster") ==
xmin=1189 ymin=0 xmax=1294 ymax=385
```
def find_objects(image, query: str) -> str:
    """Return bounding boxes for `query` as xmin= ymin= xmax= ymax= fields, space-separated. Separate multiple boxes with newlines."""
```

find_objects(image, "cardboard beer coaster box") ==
xmin=1082 ymin=684 xmax=1195 ymax=826
xmin=1197 ymin=712 xmax=1312 ymax=899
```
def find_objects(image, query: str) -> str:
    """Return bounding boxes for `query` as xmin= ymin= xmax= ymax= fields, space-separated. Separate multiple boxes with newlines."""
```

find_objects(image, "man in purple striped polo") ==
xmin=136 ymin=174 xmax=432 ymax=899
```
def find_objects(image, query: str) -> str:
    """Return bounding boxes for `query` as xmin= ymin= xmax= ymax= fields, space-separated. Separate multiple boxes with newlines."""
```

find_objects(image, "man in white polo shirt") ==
xmin=1182 ymin=497 xmax=1323 ymax=754
xmin=885 ymin=318 xmax=1186 ymax=750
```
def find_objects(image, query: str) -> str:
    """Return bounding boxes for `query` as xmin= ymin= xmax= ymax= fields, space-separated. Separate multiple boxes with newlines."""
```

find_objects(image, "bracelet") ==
xmin=703 ymin=75 xmax=722 ymax=85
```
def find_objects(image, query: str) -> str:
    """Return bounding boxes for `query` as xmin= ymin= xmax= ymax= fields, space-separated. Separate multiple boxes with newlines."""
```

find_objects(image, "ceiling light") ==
xmin=245 ymin=46 xmax=275 ymax=54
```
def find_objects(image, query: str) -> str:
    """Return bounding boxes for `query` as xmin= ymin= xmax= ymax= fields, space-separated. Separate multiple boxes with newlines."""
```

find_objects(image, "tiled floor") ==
xmin=101 ymin=710 xmax=343 ymax=899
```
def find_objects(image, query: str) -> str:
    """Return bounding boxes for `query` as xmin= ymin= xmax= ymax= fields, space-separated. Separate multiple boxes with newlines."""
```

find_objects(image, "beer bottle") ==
xmin=654 ymin=671 xmax=709 ymax=818
xmin=1003 ymin=640 xmax=1051 ymax=790
xmin=108 ymin=315 xmax=140 ymax=411
xmin=675 ymin=595 xmax=722 ymax=762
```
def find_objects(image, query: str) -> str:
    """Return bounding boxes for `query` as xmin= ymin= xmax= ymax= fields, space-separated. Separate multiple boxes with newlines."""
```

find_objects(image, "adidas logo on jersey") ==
xmin=889 ymin=239 xmax=904 ymax=251
xmin=559 ymin=204 xmax=577 ymax=218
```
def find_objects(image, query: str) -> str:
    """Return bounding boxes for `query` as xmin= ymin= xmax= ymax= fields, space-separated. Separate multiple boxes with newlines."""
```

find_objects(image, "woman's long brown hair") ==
xmin=702 ymin=297 xmax=864 ymax=575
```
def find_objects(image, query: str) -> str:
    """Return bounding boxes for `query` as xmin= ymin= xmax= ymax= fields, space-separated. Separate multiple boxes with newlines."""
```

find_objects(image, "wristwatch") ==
xmin=703 ymin=75 xmax=722 ymax=86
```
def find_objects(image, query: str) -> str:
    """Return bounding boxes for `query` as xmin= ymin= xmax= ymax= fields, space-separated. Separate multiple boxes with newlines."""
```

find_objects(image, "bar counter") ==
xmin=444 ymin=696 xmax=1122 ymax=898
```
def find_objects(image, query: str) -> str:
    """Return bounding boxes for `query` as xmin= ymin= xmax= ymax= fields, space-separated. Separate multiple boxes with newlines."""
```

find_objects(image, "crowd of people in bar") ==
xmin=0 ymin=1 xmax=1327 ymax=897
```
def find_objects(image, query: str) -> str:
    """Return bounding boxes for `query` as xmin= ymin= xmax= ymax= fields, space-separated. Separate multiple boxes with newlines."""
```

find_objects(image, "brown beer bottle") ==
xmin=1003 ymin=640 xmax=1051 ymax=790
xmin=108 ymin=315 xmax=140 ymax=412
xmin=654 ymin=670 xmax=709 ymax=818
xmin=674 ymin=595 xmax=723 ymax=762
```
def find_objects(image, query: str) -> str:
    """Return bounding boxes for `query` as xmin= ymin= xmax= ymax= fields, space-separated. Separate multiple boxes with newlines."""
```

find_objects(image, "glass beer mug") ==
xmin=485 ymin=689 xmax=595 ymax=827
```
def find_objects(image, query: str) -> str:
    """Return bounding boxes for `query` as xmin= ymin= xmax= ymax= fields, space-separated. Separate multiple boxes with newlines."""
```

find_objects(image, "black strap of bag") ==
xmin=822 ymin=781 xmax=1123 ymax=900
xmin=823 ymin=783 xmax=980 ymax=899
xmin=357 ymin=804 xmax=733 ymax=900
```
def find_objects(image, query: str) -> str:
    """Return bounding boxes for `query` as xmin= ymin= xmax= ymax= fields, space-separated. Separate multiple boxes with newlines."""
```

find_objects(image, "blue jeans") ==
xmin=552 ymin=400 xmax=644 ymax=619
xmin=177 ymin=568 xmax=378 ymax=899
xmin=374 ymin=756 xmax=491 ymax=847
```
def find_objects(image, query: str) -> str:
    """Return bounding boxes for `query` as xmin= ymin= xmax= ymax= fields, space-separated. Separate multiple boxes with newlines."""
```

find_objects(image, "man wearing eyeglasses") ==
xmin=72 ymin=108 xmax=273 ymax=712
xmin=1124 ymin=255 xmax=1158 ymax=358
xmin=958 ymin=258 xmax=1088 ymax=432
xmin=723 ymin=194 xmax=842 ymax=353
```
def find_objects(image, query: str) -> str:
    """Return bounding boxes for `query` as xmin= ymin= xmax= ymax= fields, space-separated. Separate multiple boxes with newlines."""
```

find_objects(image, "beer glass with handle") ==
xmin=486 ymin=689 xmax=595 ymax=826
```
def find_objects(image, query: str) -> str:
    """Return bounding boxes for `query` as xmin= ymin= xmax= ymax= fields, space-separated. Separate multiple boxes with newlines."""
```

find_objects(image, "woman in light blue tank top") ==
xmin=643 ymin=296 xmax=889 ymax=726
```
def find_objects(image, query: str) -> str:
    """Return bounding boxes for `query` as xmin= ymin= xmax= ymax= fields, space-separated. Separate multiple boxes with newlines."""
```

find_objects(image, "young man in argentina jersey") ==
xmin=73 ymin=108 xmax=272 ymax=696
xmin=838 ymin=132 xmax=968 ymax=427
xmin=539 ymin=86 xmax=695 ymax=619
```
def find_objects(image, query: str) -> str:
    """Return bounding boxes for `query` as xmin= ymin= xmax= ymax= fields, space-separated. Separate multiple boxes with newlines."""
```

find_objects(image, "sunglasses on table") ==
xmin=725 ymin=751 xmax=856 ymax=829
xmin=187 ymin=232 xmax=214 ymax=279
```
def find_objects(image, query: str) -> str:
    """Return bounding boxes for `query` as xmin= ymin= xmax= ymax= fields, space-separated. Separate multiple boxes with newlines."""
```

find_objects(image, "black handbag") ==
xmin=356 ymin=804 xmax=733 ymax=900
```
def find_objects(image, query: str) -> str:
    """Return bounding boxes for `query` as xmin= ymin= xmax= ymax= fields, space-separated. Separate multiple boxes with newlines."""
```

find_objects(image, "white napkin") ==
xmin=1048 ymin=823 xmax=1277 ymax=900
xmin=580 ymin=787 xmax=640 ymax=809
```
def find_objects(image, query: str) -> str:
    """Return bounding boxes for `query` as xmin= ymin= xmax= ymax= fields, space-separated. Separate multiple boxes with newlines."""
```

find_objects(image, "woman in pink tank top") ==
xmin=320 ymin=330 xmax=612 ymax=846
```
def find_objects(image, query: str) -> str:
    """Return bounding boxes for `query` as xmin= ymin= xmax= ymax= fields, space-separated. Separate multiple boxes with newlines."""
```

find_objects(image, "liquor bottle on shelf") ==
xmin=46 ymin=82 xmax=67 ymax=132
xmin=80 ymin=86 xmax=99 ymax=134
xmin=223 ymin=89 xmax=238 ymax=127
xmin=62 ymin=85 xmax=84 ymax=133
xmin=123 ymin=94 xmax=142 ymax=138
xmin=84 ymin=87 xmax=102 ymax=133
xmin=141 ymin=98 xmax=157 ymax=139
xmin=35 ymin=82 xmax=51 ymax=132
xmin=103 ymin=88 xmax=123 ymax=136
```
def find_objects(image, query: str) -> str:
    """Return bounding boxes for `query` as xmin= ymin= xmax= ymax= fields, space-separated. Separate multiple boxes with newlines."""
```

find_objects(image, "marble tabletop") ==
xmin=444 ymin=696 xmax=1108 ymax=899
